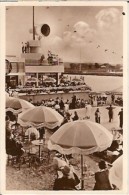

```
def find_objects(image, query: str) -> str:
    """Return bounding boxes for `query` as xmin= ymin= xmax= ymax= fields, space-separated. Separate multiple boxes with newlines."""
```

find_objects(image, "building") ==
xmin=6 ymin=39 xmax=64 ymax=89
xmin=21 ymin=40 xmax=64 ymax=87
xmin=6 ymin=55 xmax=25 ymax=88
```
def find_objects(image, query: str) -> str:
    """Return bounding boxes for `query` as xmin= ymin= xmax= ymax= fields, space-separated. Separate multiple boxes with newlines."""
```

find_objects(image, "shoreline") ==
xmin=64 ymin=72 xmax=123 ymax=77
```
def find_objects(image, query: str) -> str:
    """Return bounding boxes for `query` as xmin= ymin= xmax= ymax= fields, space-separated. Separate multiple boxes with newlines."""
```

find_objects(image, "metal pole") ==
xmin=33 ymin=6 xmax=35 ymax=40
xmin=80 ymin=44 xmax=81 ymax=72
xmin=81 ymin=154 xmax=84 ymax=190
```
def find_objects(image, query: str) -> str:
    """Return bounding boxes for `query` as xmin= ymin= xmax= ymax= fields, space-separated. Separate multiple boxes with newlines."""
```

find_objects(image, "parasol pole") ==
xmin=81 ymin=154 xmax=84 ymax=190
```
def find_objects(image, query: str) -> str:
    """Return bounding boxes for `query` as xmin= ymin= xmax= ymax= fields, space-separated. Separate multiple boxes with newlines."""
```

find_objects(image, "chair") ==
xmin=41 ymin=147 xmax=51 ymax=164
xmin=7 ymin=154 xmax=21 ymax=170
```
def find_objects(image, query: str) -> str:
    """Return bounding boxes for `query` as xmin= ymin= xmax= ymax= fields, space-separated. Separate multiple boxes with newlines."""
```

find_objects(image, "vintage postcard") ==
xmin=0 ymin=1 xmax=128 ymax=194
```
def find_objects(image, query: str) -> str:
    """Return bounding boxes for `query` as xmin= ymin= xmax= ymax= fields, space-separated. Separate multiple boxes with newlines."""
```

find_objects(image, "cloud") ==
xmin=63 ymin=31 xmax=73 ymax=45
xmin=63 ymin=21 xmax=96 ymax=47
xmin=49 ymin=35 xmax=64 ymax=54
xmin=72 ymin=21 xmax=96 ymax=46
xmin=96 ymin=8 xmax=122 ymax=30
xmin=73 ymin=21 xmax=89 ymax=36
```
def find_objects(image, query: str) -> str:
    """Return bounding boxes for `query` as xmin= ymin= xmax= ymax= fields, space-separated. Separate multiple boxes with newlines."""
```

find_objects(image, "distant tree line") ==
xmin=64 ymin=62 xmax=122 ymax=73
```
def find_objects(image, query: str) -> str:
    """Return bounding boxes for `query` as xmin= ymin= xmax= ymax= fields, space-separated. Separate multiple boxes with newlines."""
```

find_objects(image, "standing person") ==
xmin=71 ymin=95 xmax=76 ymax=109
xmin=93 ymin=96 xmax=97 ymax=107
xmin=22 ymin=42 xmax=25 ymax=53
xmin=26 ymin=41 xmax=30 ymax=53
xmin=85 ymin=102 xmax=92 ymax=119
xmin=93 ymin=160 xmax=112 ymax=190
xmin=64 ymin=100 xmax=70 ymax=113
xmin=106 ymin=105 xmax=115 ymax=123
xmin=95 ymin=108 xmax=101 ymax=124
xmin=118 ymin=108 xmax=123 ymax=129
xmin=111 ymin=94 xmax=115 ymax=104
xmin=40 ymin=54 xmax=45 ymax=65
xmin=24 ymin=43 xmax=27 ymax=53
xmin=59 ymin=98 xmax=65 ymax=110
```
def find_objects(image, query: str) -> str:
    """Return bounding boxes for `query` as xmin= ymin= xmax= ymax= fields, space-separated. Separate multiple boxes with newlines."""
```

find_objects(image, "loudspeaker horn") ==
xmin=41 ymin=24 xmax=50 ymax=37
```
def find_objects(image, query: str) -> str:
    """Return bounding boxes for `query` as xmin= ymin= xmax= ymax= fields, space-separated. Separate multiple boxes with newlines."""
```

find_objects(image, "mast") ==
xmin=33 ymin=6 xmax=35 ymax=40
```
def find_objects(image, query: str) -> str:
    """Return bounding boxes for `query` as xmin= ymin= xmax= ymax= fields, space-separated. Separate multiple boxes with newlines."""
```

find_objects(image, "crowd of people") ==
xmin=10 ymin=79 xmax=90 ymax=91
xmin=6 ymin=89 xmax=123 ymax=190
xmin=6 ymin=106 xmax=123 ymax=190
xmin=28 ymin=95 xmax=87 ymax=110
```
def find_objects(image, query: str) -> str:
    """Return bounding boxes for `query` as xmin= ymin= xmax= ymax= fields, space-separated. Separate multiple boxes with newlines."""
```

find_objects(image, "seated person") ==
xmin=93 ymin=160 xmax=113 ymax=190
xmin=53 ymin=153 xmax=80 ymax=188
xmin=112 ymin=128 xmax=123 ymax=143
xmin=53 ymin=153 xmax=69 ymax=178
xmin=65 ymin=111 xmax=72 ymax=121
xmin=38 ymin=127 xmax=45 ymax=140
xmin=6 ymin=115 xmax=12 ymax=133
xmin=72 ymin=111 xmax=79 ymax=121
xmin=53 ymin=165 xmax=77 ymax=190
xmin=108 ymin=140 xmax=122 ymax=152
xmin=107 ymin=140 xmax=123 ymax=162
xmin=6 ymin=131 xmax=25 ymax=162
xmin=108 ymin=140 xmax=119 ymax=152
xmin=25 ymin=126 xmax=39 ymax=141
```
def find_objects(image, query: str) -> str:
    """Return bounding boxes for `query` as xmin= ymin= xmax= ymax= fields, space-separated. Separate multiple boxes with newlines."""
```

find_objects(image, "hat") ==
xmin=61 ymin=166 xmax=70 ymax=175
xmin=98 ymin=160 xmax=107 ymax=170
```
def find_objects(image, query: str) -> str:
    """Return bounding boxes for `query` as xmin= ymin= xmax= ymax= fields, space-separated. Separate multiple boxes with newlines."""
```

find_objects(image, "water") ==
xmin=66 ymin=74 xmax=122 ymax=92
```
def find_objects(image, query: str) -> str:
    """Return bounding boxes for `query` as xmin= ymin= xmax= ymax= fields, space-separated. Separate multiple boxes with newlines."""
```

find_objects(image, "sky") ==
xmin=6 ymin=6 xmax=123 ymax=64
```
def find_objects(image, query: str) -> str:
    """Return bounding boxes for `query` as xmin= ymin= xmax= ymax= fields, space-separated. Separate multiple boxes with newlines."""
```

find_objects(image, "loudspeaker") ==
xmin=41 ymin=24 xmax=50 ymax=37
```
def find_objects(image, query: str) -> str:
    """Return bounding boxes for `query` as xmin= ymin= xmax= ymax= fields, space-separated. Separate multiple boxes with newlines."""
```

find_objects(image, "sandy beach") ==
xmin=6 ymin=105 xmax=122 ymax=190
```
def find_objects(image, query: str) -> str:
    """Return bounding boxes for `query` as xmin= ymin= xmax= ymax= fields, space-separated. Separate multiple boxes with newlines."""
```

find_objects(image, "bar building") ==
xmin=6 ymin=39 xmax=64 ymax=89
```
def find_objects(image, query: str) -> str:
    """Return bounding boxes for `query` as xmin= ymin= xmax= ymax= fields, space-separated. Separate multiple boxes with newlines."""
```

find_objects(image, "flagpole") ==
xmin=33 ymin=6 xmax=35 ymax=40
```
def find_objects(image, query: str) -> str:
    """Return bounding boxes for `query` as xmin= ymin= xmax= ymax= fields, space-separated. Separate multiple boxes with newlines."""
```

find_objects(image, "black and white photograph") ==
xmin=3 ymin=2 xmax=128 ymax=192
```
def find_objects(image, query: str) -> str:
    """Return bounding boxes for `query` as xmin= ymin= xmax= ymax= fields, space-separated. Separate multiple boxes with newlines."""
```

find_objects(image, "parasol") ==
xmin=6 ymin=97 xmax=35 ymax=114
xmin=43 ymin=77 xmax=56 ymax=83
xmin=18 ymin=106 xmax=64 ymax=129
xmin=109 ymin=155 xmax=123 ymax=190
xmin=48 ymin=120 xmax=113 ymax=189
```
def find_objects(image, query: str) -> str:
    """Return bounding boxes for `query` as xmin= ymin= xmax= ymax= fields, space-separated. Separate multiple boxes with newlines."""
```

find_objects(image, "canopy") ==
xmin=48 ymin=120 xmax=113 ymax=155
xmin=6 ymin=97 xmax=35 ymax=114
xmin=109 ymin=155 xmax=123 ymax=190
xmin=43 ymin=77 xmax=56 ymax=83
xmin=48 ymin=120 xmax=113 ymax=189
xmin=18 ymin=106 xmax=64 ymax=129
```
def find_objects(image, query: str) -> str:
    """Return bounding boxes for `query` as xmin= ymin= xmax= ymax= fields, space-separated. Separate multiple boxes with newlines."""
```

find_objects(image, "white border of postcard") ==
xmin=0 ymin=1 xmax=128 ymax=195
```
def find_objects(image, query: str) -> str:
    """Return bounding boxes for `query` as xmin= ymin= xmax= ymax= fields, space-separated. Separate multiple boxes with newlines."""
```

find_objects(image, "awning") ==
xmin=7 ymin=73 xmax=25 ymax=76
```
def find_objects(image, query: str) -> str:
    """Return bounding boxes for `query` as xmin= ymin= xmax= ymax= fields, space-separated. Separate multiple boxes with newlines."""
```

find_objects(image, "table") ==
xmin=31 ymin=139 xmax=44 ymax=158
